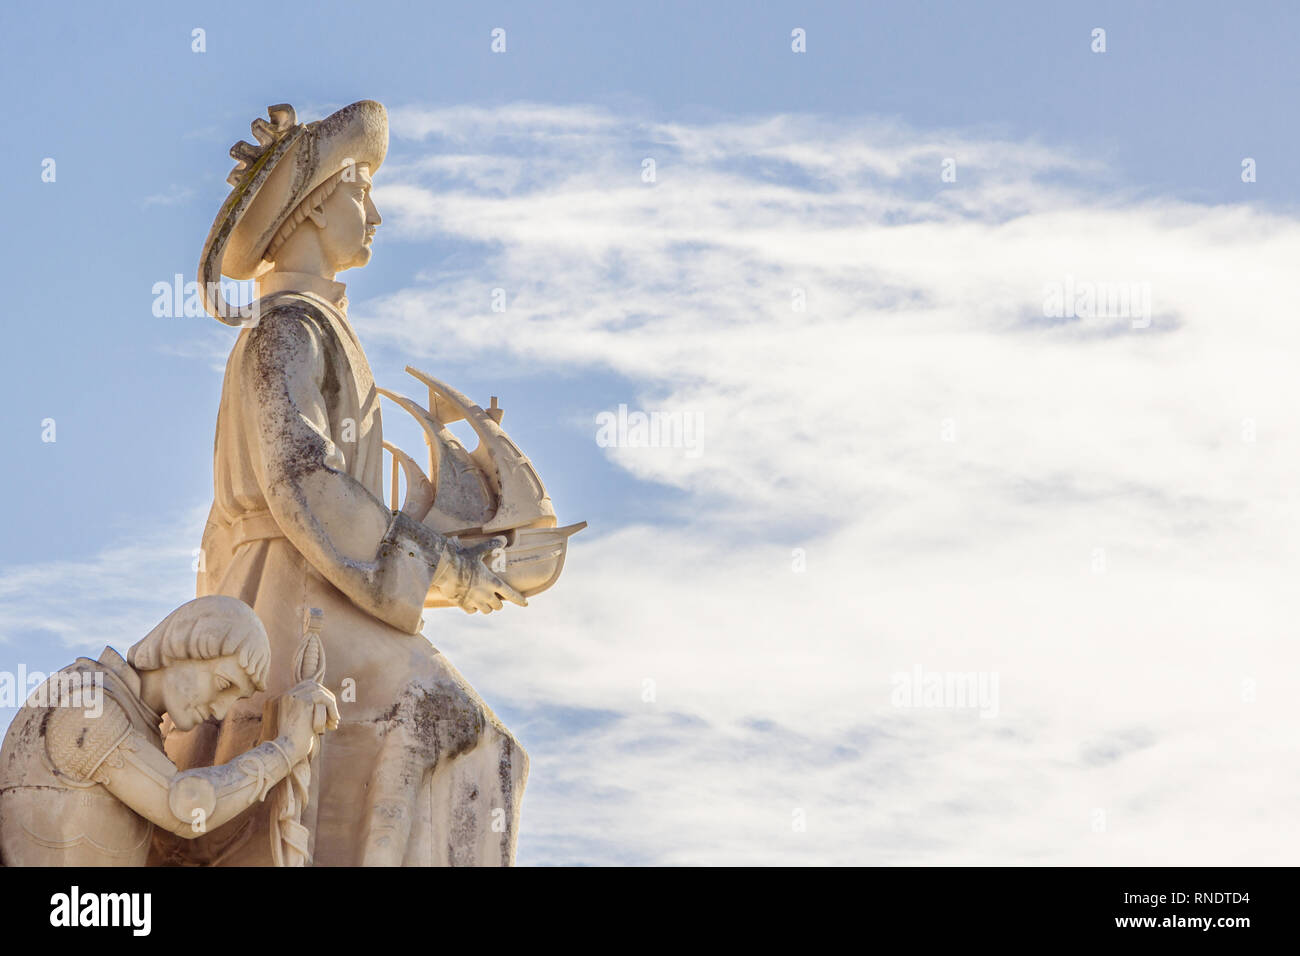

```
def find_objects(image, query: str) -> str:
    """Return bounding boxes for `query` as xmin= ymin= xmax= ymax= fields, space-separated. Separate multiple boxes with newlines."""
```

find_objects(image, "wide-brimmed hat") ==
xmin=198 ymin=100 xmax=387 ymax=324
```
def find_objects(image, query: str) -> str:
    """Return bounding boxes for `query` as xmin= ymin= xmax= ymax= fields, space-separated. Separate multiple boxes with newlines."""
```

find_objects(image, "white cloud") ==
xmin=142 ymin=184 xmax=195 ymax=207
xmin=0 ymin=506 xmax=208 ymax=657
xmin=362 ymin=104 xmax=1300 ymax=864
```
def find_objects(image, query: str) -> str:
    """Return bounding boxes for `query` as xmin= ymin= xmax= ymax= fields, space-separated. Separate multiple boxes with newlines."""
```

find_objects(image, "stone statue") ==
xmin=0 ymin=596 xmax=339 ymax=866
xmin=164 ymin=100 xmax=582 ymax=866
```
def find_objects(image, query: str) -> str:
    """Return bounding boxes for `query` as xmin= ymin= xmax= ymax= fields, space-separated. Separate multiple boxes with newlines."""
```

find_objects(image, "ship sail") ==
xmin=378 ymin=366 xmax=584 ymax=604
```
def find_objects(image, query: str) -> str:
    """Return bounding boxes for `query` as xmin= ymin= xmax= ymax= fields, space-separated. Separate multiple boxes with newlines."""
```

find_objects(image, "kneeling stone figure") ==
xmin=0 ymin=596 xmax=338 ymax=866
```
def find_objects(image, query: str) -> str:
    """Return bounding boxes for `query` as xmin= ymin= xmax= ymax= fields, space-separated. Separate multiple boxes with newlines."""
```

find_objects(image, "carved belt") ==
xmin=229 ymin=510 xmax=285 ymax=548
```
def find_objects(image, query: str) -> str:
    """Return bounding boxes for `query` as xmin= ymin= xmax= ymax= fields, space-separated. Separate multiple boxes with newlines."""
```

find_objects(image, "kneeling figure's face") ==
xmin=159 ymin=656 xmax=257 ymax=731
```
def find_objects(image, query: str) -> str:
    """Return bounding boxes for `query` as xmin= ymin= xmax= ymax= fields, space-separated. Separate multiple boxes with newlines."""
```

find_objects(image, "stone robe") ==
xmin=164 ymin=272 xmax=527 ymax=866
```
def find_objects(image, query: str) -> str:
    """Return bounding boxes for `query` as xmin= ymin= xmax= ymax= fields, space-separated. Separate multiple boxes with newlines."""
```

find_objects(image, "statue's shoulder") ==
xmin=242 ymin=292 xmax=339 ymax=367
xmin=45 ymin=690 xmax=132 ymax=783
xmin=252 ymin=291 xmax=336 ymax=333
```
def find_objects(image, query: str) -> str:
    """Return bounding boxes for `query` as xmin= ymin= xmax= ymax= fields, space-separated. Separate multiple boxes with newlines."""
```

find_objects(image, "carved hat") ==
xmin=199 ymin=100 xmax=388 ymax=323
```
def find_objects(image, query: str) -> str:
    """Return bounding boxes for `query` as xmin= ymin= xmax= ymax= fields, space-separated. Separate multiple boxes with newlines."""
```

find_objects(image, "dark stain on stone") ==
xmin=244 ymin=300 xmax=399 ymax=617
xmin=498 ymin=736 xmax=514 ymax=866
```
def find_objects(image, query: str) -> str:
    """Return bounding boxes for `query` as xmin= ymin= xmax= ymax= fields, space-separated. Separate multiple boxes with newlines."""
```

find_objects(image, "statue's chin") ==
xmin=338 ymin=246 xmax=371 ymax=273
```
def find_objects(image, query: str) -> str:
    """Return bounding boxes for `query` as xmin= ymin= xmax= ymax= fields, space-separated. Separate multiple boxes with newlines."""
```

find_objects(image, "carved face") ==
xmin=316 ymin=164 xmax=382 ymax=274
xmin=158 ymin=656 xmax=257 ymax=731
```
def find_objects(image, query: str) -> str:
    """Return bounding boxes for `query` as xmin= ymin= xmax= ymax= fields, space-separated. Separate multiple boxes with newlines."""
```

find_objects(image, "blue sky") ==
xmin=2 ymin=0 xmax=1299 ymax=865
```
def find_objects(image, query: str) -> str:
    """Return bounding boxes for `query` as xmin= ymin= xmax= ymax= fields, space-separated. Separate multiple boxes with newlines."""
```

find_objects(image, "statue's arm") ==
xmin=240 ymin=309 xmax=455 ymax=632
xmin=99 ymin=733 xmax=309 ymax=838
xmin=48 ymin=697 xmax=309 ymax=839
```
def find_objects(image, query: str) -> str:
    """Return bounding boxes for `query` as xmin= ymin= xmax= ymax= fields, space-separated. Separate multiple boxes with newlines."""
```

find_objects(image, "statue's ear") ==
xmin=308 ymin=204 xmax=327 ymax=229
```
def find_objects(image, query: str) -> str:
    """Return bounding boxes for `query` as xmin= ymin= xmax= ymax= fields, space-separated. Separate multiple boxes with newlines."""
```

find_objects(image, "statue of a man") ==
xmin=0 ymin=596 xmax=338 ymax=866
xmin=168 ymin=101 xmax=530 ymax=866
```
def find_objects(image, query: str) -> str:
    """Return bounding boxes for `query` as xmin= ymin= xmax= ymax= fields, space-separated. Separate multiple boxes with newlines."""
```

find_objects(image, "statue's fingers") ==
xmin=495 ymin=578 xmax=527 ymax=607
xmin=469 ymin=536 xmax=507 ymax=559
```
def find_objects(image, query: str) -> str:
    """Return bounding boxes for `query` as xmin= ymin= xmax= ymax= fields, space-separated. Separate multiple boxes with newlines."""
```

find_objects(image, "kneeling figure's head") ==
xmin=129 ymin=596 xmax=270 ymax=731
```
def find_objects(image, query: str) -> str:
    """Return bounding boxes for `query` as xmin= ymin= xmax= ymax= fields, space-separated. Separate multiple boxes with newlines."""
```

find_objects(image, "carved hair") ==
xmin=128 ymin=596 xmax=270 ymax=690
xmin=265 ymin=167 xmax=352 ymax=264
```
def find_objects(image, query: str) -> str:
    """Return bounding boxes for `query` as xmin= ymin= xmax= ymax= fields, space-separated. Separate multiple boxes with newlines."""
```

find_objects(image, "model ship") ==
xmin=378 ymin=366 xmax=586 ymax=607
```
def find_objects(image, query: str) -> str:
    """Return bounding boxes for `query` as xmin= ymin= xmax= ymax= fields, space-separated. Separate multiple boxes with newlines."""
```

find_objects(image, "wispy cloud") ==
xmin=154 ymin=325 xmax=238 ymax=372
xmin=362 ymin=103 xmax=1300 ymax=864
xmin=0 ymin=505 xmax=208 ymax=655
xmin=143 ymin=184 xmax=195 ymax=207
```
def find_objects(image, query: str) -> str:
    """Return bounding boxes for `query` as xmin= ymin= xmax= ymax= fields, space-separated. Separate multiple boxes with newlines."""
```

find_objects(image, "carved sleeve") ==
xmin=96 ymin=728 xmax=308 ymax=839
xmin=239 ymin=308 xmax=444 ymax=633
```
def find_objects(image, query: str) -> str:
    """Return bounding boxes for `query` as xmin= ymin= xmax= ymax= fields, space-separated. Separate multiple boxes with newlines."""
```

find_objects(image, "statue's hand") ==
xmin=444 ymin=536 xmax=528 ymax=614
xmin=279 ymin=680 xmax=340 ymax=758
